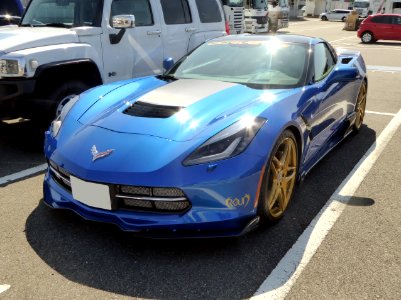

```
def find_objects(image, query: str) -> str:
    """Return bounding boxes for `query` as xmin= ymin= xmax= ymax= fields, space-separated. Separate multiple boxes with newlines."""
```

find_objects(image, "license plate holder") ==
xmin=71 ymin=176 xmax=112 ymax=210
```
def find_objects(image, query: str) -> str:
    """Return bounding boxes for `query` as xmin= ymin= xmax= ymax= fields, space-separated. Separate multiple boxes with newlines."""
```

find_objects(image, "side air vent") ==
xmin=341 ymin=57 xmax=353 ymax=64
xmin=123 ymin=101 xmax=182 ymax=118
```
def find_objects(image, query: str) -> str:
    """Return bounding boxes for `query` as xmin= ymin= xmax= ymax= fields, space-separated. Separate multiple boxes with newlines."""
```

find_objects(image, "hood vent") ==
xmin=123 ymin=101 xmax=182 ymax=118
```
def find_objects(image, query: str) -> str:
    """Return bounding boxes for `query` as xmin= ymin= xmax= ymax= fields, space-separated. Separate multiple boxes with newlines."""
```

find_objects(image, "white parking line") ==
xmin=252 ymin=108 xmax=401 ymax=300
xmin=0 ymin=284 xmax=11 ymax=294
xmin=329 ymin=36 xmax=356 ymax=43
xmin=366 ymin=110 xmax=397 ymax=117
xmin=367 ymin=65 xmax=401 ymax=73
xmin=0 ymin=163 xmax=47 ymax=186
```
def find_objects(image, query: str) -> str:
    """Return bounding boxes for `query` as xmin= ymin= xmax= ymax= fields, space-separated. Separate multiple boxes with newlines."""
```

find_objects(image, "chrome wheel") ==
xmin=354 ymin=81 xmax=367 ymax=131
xmin=259 ymin=131 xmax=298 ymax=222
xmin=361 ymin=32 xmax=373 ymax=43
xmin=56 ymin=94 xmax=77 ymax=117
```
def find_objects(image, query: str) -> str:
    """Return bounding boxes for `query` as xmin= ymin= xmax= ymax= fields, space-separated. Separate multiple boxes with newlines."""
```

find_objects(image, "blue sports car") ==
xmin=43 ymin=34 xmax=367 ymax=238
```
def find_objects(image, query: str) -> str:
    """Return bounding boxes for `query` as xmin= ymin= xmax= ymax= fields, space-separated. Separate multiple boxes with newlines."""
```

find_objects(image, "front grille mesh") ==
xmin=117 ymin=185 xmax=190 ymax=213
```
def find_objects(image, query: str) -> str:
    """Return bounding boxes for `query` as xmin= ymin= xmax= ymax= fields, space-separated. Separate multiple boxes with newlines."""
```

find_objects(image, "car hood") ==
xmin=0 ymin=27 xmax=78 ymax=53
xmin=77 ymin=78 xmax=288 ymax=142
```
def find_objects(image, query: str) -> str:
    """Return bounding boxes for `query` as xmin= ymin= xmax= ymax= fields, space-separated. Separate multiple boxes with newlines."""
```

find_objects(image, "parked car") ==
xmin=43 ymin=34 xmax=367 ymax=238
xmin=358 ymin=13 xmax=401 ymax=43
xmin=0 ymin=0 xmax=23 ymax=26
xmin=0 ymin=0 xmax=227 ymax=121
xmin=320 ymin=9 xmax=353 ymax=21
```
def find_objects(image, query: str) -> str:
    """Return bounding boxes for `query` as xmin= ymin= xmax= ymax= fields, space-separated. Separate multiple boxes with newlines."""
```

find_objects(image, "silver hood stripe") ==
xmin=138 ymin=79 xmax=238 ymax=107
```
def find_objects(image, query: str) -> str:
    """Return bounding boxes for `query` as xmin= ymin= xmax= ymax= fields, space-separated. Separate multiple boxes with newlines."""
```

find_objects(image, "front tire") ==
xmin=321 ymin=16 xmax=328 ymax=21
xmin=353 ymin=81 xmax=367 ymax=132
xmin=361 ymin=31 xmax=374 ymax=43
xmin=258 ymin=130 xmax=298 ymax=223
xmin=50 ymin=81 xmax=89 ymax=118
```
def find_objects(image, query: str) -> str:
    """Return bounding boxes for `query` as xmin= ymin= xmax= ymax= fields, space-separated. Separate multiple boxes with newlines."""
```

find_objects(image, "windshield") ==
xmin=21 ymin=0 xmax=103 ymax=28
xmin=167 ymin=39 xmax=308 ymax=89
xmin=222 ymin=0 xmax=244 ymax=7
xmin=353 ymin=2 xmax=369 ymax=8
xmin=252 ymin=0 xmax=268 ymax=9
xmin=0 ymin=0 xmax=22 ymax=16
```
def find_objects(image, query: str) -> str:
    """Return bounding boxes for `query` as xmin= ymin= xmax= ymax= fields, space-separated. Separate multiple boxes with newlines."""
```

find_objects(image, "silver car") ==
xmin=320 ymin=9 xmax=352 ymax=21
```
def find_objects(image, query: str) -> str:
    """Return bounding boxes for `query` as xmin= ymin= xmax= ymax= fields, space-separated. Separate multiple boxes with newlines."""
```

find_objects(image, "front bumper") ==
xmin=0 ymin=78 xmax=36 ymax=118
xmin=43 ymin=167 xmax=262 ymax=238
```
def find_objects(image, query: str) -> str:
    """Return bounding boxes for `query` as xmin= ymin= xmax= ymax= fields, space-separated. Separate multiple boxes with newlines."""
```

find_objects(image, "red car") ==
xmin=357 ymin=14 xmax=401 ymax=43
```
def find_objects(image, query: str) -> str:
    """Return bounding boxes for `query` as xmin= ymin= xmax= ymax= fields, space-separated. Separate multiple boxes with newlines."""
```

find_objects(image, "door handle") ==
xmin=185 ymin=27 xmax=197 ymax=32
xmin=147 ymin=30 xmax=161 ymax=35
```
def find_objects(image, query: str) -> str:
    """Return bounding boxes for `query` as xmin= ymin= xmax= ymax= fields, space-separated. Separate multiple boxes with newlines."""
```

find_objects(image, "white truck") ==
xmin=352 ymin=0 xmax=401 ymax=16
xmin=221 ymin=0 xmax=245 ymax=34
xmin=353 ymin=0 xmax=382 ymax=16
xmin=244 ymin=0 xmax=269 ymax=33
xmin=0 ymin=0 xmax=226 ymax=120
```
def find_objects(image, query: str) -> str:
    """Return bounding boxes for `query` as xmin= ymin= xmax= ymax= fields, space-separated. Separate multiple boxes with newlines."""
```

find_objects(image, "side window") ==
xmin=391 ymin=16 xmax=401 ymax=25
xmin=110 ymin=0 xmax=153 ymax=26
xmin=195 ymin=0 xmax=222 ymax=23
xmin=313 ymin=43 xmax=336 ymax=82
xmin=160 ymin=0 xmax=192 ymax=25
xmin=372 ymin=16 xmax=391 ymax=24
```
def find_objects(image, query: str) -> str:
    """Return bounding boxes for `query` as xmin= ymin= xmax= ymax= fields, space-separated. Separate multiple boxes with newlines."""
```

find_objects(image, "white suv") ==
xmin=320 ymin=9 xmax=352 ymax=22
xmin=0 ymin=0 xmax=226 ymax=120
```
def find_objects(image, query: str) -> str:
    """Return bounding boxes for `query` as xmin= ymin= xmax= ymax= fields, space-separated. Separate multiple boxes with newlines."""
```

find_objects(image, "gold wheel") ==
xmin=354 ymin=81 xmax=367 ymax=131
xmin=259 ymin=131 xmax=298 ymax=222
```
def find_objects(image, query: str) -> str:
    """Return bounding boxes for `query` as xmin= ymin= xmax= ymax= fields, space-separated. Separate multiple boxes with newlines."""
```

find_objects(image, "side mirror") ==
xmin=112 ymin=15 xmax=135 ymax=29
xmin=163 ymin=57 xmax=174 ymax=72
xmin=327 ymin=66 xmax=359 ymax=85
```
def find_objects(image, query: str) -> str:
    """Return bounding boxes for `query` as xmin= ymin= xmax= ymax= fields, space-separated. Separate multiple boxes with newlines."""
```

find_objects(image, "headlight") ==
xmin=183 ymin=116 xmax=266 ymax=166
xmin=50 ymin=95 xmax=80 ymax=138
xmin=0 ymin=58 xmax=25 ymax=77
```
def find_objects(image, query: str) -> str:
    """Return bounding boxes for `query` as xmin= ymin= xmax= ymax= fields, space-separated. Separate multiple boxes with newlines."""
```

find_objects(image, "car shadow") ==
xmin=24 ymin=124 xmax=376 ymax=299
xmin=359 ymin=41 xmax=401 ymax=46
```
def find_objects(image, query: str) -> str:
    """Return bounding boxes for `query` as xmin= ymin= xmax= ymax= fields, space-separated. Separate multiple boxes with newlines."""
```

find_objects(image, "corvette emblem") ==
xmin=91 ymin=145 xmax=114 ymax=162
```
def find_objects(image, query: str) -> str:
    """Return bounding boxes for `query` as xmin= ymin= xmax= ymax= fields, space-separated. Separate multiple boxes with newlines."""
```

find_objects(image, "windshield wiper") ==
xmin=44 ymin=23 xmax=71 ymax=28
xmin=158 ymin=74 xmax=178 ymax=81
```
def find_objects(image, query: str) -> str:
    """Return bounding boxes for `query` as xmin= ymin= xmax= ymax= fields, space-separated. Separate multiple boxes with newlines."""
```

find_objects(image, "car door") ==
xmin=389 ymin=15 xmax=401 ymax=40
xmin=326 ymin=10 xmax=335 ymax=20
xmin=303 ymin=42 xmax=349 ymax=165
xmin=332 ymin=10 xmax=342 ymax=21
xmin=159 ymin=0 xmax=194 ymax=62
xmin=370 ymin=15 xmax=392 ymax=40
xmin=101 ymin=0 xmax=163 ymax=82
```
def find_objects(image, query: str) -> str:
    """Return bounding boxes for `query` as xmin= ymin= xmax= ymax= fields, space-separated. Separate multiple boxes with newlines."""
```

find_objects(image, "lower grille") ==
xmin=116 ymin=185 xmax=191 ymax=213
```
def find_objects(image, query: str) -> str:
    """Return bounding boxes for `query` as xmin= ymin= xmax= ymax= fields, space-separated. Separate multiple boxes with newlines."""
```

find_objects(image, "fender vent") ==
xmin=123 ymin=101 xmax=182 ymax=118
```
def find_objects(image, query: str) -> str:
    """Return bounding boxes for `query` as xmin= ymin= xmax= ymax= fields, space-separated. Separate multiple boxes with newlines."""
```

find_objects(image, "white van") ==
xmin=0 ymin=0 xmax=226 ymax=119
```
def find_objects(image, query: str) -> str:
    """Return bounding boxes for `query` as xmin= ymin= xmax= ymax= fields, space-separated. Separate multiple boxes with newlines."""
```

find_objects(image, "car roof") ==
xmin=370 ymin=13 xmax=401 ymax=17
xmin=212 ymin=34 xmax=323 ymax=46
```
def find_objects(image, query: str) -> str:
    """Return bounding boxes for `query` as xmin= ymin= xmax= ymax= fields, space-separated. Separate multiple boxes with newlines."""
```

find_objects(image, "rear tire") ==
xmin=258 ymin=130 xmax=298 ymax=224
xmin=341 ymin=16 xmax=346 ymax=22
xmin=361 ymin=31 xmax=374 ymax=43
